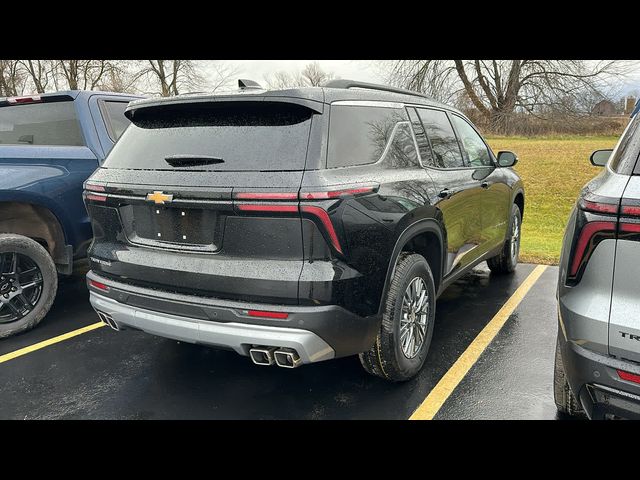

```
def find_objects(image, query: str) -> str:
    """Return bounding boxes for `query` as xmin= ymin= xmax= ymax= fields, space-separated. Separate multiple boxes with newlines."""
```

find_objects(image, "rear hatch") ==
xmin=610 ymin=174 xmax=640 ymax=363
xmin=85 ymin=99 xmax=323 ymax=305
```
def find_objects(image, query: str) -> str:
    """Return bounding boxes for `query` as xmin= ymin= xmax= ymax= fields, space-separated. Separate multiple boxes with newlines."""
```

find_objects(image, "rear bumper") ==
xmin=558 ymin=331 xmax=640 ymax=420
xmin=87 ymin=270 xmax=380 ymax=362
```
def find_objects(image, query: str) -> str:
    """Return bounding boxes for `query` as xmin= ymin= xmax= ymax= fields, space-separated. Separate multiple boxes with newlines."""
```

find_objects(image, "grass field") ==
xmin=486 ymin=135 xmax=620 ymax=265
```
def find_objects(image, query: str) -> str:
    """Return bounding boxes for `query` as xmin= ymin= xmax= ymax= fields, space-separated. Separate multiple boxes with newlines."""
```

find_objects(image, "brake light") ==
xmin=85 ymin=183 xmax=106 ymax=192
xmin=301 ymin=205 xmax=343 ymax=254
xmin=620 ymin=223 xmax=640 ymax=234
xmin=247 ymin=310 xmax=289 ymax=319
xmin=234 ymin=192 xmax=298 ymax=200
xmin=86 ymin=194 xmax=107 ymax=202
xmin=621 ymin=205 xmax=640 ymax=216
xmin=237 ymin=204 xmax=299 ymax=213
xmin=7 ymin=95 xmax=42 ymax=104
xmin=89 ymin=280 xmax=110 ymax=292
xmin=617 ymin=369 xmax=640 ymax=384
xmin=234 ymin=185 xmax=374 ymax=256
xmin=300 ymin=186 xmax=376 ymax=200
xmin=569 ymin=221 xmax=616 ymax=277
xmin=580 ymin=199 xmax=618 ymax=215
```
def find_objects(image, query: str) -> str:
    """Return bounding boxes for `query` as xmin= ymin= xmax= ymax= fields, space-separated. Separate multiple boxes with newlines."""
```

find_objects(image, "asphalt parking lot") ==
xmin=0 ymin=263 xmax=562 ymax=420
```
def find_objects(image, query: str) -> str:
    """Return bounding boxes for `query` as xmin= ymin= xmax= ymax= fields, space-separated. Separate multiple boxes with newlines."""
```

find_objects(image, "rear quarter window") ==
xmin=327 ymin=105 xmax=408 ymax=168
xmin=100 ymin=101 xmax=131 ymax=141
xmin=608 ymin=114 xmax=640 ymax=175
xmin=0 ymin=101 xmax=84 ymax=146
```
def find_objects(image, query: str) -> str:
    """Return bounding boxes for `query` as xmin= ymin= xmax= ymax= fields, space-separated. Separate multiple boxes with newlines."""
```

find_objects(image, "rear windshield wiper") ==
xmin=164 ymin=155 xmax=225 ymax=168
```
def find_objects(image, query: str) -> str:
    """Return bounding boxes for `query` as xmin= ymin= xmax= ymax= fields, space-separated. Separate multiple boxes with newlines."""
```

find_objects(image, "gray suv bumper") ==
xmin=91 ymin=292 xmax=335 ymax=364
xmin=86 ymin=270 xmax=381 ymax=363
xmin=558 ymin=331 xmax=640 ymax=419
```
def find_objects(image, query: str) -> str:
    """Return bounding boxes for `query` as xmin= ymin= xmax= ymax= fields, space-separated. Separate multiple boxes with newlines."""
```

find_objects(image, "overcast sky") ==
xmin=208 ymin=60 xmax=640 ymax=96
xmin=210 ymin=60 xmax=384 ymax=86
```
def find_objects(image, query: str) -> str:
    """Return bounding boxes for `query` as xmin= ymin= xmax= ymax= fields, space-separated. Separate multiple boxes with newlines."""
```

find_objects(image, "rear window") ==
xmin=0 ymin=101 xmax=84 ymax=146
xmin=327 ymin=105 xmax=407 ymax=168
xmin=103 ymin=102 xmax=314 ymax=171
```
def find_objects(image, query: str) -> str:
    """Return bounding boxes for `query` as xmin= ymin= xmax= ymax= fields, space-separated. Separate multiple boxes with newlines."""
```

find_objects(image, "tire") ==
xmin=487 ymin=203 xmax=521 ymax=274
xmin=359 ymin=253 xmax=436 ymax=382
xmin=0 ymin=234 xmax=58 ymax=339
xmin=553 ymin=338 xmax=585 ymax=418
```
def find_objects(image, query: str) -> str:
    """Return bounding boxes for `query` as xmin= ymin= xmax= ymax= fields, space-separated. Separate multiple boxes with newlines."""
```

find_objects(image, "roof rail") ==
xmin=323 ymin=79 xmax=431 ymax=100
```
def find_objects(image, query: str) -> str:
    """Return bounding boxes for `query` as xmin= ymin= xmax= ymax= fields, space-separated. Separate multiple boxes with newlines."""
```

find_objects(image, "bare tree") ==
xmin=54 ymin=60 xmax=121 ymax=90
xmin=264 ymin=70 xmax=300 ymax=90
xmin=208 ymin=61 xmax=242 ymax=92
xmin=386 ymin=60 xmax=630 ymax=131
xmin=300 ymin=62 xmax=335 ymax=86
xmin=264 ymin=62 xmax=336 ymax=89
xmin=129 ymin=60 xmax=238 ymax=97
xmin=0 ymin=60 xmax=27 ymax=96
xmin=130 ymin=60 xmax=206 ymax=96
xmin=19 ymin=60 xmax=54 ymax=93
xmin=94 ymin=63 xmax=136 ymax=93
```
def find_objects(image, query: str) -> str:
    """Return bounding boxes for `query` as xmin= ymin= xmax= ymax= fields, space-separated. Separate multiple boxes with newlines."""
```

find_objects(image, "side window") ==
xmin=383 ymin=123 xmax=420 ymax=168
xmin=450 ymin=115 xmax=493 ymax=167
xmin=417 ymin=108 xmax=464 ymax=169
xmin=100 ymin=101 xmax=131 ymax=141
xmin=406 ymin=107 xmax=434 ymax=166
xmin=327 ymin=105 xmax=407 ymax=168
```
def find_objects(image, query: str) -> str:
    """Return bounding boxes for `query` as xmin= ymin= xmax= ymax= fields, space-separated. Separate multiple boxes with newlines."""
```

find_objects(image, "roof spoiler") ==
xmin=125 ymin=95 xmax=324 ymax=120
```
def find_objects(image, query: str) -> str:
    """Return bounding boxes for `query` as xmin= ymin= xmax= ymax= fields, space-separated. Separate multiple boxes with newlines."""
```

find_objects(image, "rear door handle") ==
xmin=481 ymin=181 xmax=489 ymax=189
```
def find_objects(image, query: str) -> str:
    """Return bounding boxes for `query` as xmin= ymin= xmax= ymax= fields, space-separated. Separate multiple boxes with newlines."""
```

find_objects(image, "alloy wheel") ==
xmin=400 ymin=277 xmax=430 ymax=359
xmin=0 ymin=252 xmax=43 ymax=324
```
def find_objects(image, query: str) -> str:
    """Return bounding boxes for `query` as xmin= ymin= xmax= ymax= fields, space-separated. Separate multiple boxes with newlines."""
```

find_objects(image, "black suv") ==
xmin=84 ymin=80 xmax=524 ymax=381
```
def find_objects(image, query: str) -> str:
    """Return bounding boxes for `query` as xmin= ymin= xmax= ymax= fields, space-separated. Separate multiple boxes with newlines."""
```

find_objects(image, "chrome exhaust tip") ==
xmin=274 ymin=348 xmax=302 ymax=368
xmin=96 ymin=311 xmax=120 ymax=331
xmin=249 ymin=346 xmax=277 ymax=366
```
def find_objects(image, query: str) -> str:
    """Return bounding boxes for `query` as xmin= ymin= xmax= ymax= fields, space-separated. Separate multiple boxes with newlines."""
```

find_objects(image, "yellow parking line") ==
xmin=409 ymin=264 xmax=548 ymax=420
xmin=0 ymin=322 xmax=105 ymax=365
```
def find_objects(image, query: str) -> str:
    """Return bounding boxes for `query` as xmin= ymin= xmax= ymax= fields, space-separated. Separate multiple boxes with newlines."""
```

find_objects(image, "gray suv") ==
xmin=555 ymin=115 xmax=640 ymax=419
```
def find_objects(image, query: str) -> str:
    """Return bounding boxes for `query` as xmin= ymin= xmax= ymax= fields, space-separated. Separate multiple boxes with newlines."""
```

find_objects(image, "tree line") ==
xmin=0 ymin=60 xmax=337 ymax=98
xmin=0 ymin=60 xmax=240 ymax=98
xmin=2 ymin=59 xmax=634 ymax=135
xmin=383 ymin=60 xmax=635 ymax=134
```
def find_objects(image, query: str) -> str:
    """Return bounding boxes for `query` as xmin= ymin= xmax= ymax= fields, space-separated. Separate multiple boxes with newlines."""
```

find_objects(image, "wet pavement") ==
xmin=0 ymin=263 xmax=562 ymax=419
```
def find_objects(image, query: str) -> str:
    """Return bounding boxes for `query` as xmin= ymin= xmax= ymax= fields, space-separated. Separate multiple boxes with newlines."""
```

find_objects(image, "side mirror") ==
xmin=590 ymin=149 xmax=612 ymax=167
xmin=497 ymin=151 xmax=518 ymax=167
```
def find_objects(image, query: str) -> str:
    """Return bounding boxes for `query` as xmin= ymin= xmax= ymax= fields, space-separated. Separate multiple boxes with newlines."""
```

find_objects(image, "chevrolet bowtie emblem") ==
xmin=146 ymin=191 xmax=173 ymax=204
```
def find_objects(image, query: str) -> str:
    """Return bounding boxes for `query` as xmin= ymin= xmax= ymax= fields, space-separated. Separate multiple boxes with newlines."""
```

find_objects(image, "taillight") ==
xmin=234 ymin=192 xmax=298 ymax=200
xmin=233 ymin=184 xmax=377 ymax=256
xmin=580 ymin=199 xmax=618 ymax=215
xmin=85 ymin=194 xmax=107 ymax=202
xmin=300 ymin=205 xmax=343 ymax=254
xmin=236 ymin=204 xmax=298 ymax=213
xmin=88 ymin=279 xmax=110 ymax=292
xmin=619 ymin=199 xmax=640 ymax=237
xmin=567 ymin=193 xmax=620 ymax=284
xmin=299 ymin=186 xmax=377 ymax=200
xmin=85 ymin=183 xmax=106 ymax=192
xmin=617 ymin=369 xmax=640 ymax=384
xmin=569 ymin=221 xmax=616 ymax=277
xmin=84 ymin=183 xmax=107 ymax=202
